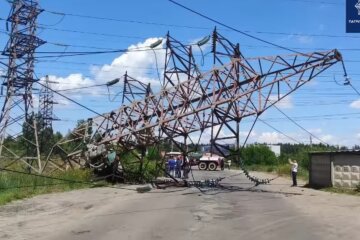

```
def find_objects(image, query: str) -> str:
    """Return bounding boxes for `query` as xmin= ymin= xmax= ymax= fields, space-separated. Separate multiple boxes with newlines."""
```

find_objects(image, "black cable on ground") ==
xmin=0 ymin=167 xmax=141 ymax=191
xmin=0 ymin=167 xmax=93 ymax=184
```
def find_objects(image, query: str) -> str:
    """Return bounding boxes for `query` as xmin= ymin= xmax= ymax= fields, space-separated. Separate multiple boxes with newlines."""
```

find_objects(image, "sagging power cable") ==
xmin=168 ymin=0 xmax=303 ymax=55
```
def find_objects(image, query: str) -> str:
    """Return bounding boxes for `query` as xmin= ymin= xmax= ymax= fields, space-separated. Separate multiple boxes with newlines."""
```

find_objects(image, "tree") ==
xmin=20 ymin=113 xmax=37 ymax=156
xmin=278 ymin=143 xmax=337 ymax=170
xmin=63 ymin=119 xmax=88 ymax=153
xmin=241 ymin=144 xmax=277 ymax=166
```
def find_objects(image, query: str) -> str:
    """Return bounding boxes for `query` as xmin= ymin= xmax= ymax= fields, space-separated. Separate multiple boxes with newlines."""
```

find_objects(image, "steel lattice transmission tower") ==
xmin=0 ymin=0 xmax=45 ymax=172
xmin=38 ymin=75 xmax=59 ymax=130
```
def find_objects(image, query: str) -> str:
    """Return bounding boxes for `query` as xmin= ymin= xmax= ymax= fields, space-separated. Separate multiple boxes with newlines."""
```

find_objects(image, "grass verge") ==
xmin=245 ymin=164 xmax=309 ymax=181
xmin=0 ymin=169 xmax=96 ymax=206
xmin=322 ymin=187 xmax=360 ymax=196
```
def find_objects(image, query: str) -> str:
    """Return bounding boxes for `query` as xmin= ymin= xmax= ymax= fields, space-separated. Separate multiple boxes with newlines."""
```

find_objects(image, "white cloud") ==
xmin=32 ymin=94 xmax=39 ymax=109
xmin=278 ymin=34 xmax=294 ymax=43
xmin=91 ymin=37 xmax=165 ymax=87
xmin=268 ymin=94 xmax=293 ymax=109
xmin=296 ymin=35 xmax=313 ymax=44
xmin=278 ymin=34 xmax=313 ymax=45
xmin=255 ymin=129 xmax=336 ymax=145
xmin=45 ymin=37 xmax=165 ymax=98
xmin=320 ymin=134 xmax=334 ymax=143
xmin=257 ymin=132 xmax=287 ymax=144
xmin=303 ymin=130 xmax=337 ymax=145
xmin=308 ymin=128 xmax=322 ymax=135
xmin=55 ymin=98 xmax=72 ymax=109
xmin=189 ymin=125 xmax=242 ymax=145
xmin=240 ymin=131 xmax=257 ymax=138
xmin=47 ymin=74 xmax=93 ymax=92
xmin=350 ymin=99 xmax=360 ymax=109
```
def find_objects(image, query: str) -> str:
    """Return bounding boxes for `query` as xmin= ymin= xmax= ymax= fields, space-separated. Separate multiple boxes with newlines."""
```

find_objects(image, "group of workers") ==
xmin=166 ymin=156 xmax=190 ymax=179
xmin=165 ymin=155 xmax=299 ymax=187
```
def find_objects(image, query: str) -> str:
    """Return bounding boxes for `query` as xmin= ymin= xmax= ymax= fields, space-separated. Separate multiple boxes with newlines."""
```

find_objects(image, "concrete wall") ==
xmin=310 ymin=154 xmax=332 ymax=188
xmin=310 ymin=152 xmax=360 ymax=189
xmin=332 ymin=154 xmax=360 ymax=188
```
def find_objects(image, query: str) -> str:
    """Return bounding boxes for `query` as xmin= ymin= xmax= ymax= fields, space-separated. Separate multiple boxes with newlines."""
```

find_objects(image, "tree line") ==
xmin=240 ymin=143 xmax=339 ymax=170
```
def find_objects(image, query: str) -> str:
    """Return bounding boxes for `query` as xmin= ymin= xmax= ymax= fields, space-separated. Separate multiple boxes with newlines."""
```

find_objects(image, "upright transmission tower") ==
xmin=38 ymin=75 xmax=59 ymax=130
xmin=0 ymin=0 xmax=45 ymax=172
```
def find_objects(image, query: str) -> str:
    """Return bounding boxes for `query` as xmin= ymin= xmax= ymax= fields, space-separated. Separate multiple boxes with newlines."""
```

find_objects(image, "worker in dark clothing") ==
xmin=182 ymin=158 xmax=190 ymax=179
xmin=168 ymin=158 xmax=176 ymax=177
xmin=175 ymin=157 xmax=182 ymax=178
xmin=220 ymin=158 xmax=225 ymax=170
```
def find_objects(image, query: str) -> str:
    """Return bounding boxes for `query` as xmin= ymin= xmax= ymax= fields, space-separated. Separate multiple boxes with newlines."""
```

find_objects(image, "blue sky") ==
xmin=1 ymin=0 xmax=359 ymax=147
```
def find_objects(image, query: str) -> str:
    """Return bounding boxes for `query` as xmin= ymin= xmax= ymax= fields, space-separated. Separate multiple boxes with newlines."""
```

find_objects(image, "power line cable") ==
xmin=270 ymin=103 xmax=330 ymax=145
xmin=262 ymin=112 xmax=360 ymax=121
xmin=37 ymin=11 xmax=360 ymax=40
xmin=27 ymin=43 xmax=170 ymax=59
xmin=48 ymin=41 xmax=122 ymax=51
xmin=3 ymin=13 xmax=360 ymax=41
xmin=39 ymin=25 xmax=145 ymax=40
xmin=168 ymin=0 xmax=302 ymax=54
xmin=0 ymin=167 xmax=93 ymax=184
xmin=34 ymin=78 xmax=105 ymax=118
xmin=347 ymin=82 xmax=360 ymax=96
xmin=258 ymin=118 xmax=303 ymax=144
xmin=56 ymin=83 xmax=110 ymax=92
xmin=37 ymin=60 xmax=165 ymax=70
xmin=44 ymin=10 xmax=211 ymax=30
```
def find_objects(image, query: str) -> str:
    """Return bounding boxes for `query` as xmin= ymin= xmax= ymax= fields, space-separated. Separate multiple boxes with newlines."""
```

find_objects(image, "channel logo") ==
xmin=347 ymin=0 xmax=360 ymax=32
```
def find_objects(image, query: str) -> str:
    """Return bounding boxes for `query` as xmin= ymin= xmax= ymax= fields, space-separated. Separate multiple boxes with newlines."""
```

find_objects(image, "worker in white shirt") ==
xmin=288 ymin=158 xmax=298 ymax=186
xmin=227 ymin=159 xmax=231 ymax=170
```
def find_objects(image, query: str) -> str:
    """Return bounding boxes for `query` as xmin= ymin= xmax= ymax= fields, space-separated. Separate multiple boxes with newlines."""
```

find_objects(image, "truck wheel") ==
xmin=198 ymin=162 xmax=207 ymax=170
xmin=208 ymin=162 xmax=217 ymax=171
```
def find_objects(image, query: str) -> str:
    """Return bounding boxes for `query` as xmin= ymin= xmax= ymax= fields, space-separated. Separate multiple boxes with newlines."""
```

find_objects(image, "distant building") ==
xmin=309 ymin=150 xmax=360 ymax=189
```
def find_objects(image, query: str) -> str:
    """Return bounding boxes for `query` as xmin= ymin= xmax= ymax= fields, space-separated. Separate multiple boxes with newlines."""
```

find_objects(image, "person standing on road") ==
xmin=182 ymin=158 xmax=190 ymax=179
xmin=220 ymin=158 xmax=224 ymax=171
xmin=175 ymin=157 xmax=182 ymax=178
xmin=168 ymin=158 xmax=176 ymax=177
xmin=227 ymin=159 xmax=231 ymax=170
xmin=288 ymin=158 xmax=298 ymax=186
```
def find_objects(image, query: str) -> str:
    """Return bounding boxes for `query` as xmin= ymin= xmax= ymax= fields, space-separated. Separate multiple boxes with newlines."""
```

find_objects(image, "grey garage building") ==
xmin=309 ymin=151 xmax=360 ymax=188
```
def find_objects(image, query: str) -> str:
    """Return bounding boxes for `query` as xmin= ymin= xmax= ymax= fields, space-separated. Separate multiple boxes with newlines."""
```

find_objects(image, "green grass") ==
xmin=322 ymin=187 xmax=360 ymax=196
xmin=122 ymin=159 xmax=160 ymax=183
xmin=0 ymin=169 xmax=95 ymax=206
xmin=245 ymin=163 xmax=309 ymax=181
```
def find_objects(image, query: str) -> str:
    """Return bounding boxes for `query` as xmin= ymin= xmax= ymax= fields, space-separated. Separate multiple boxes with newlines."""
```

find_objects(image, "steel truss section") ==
xmin=38 ymin=75 xmax=59 ymax=130
xmin=122 ymin=72 xmax=153 ymax=105
xmin=84 ymin=43 xmax=341 ymax=183
xmin=42 ymin=120 xmax=92 ymax=173
xmin=209 ymin=29 xmax=242 ymax=157
xmin=20 ymin=30 xmax=341 ymax=184
xmin=0 ymin=0 xmax=45 ymax=172
xmin=101 ymin=49 xmax=340 ymax=143
xmin=163 ymin=32 xmax=201 ymax=89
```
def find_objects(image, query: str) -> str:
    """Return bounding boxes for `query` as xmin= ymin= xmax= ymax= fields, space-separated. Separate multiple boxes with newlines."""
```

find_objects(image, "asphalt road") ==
xmin=1 ymin=168 xmax=359 ymax=240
